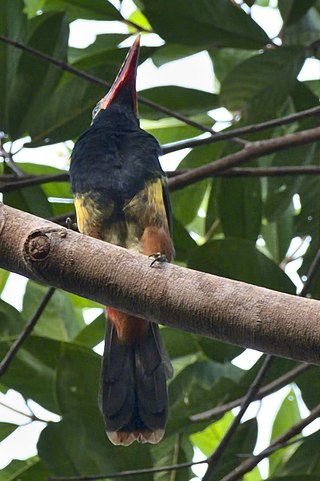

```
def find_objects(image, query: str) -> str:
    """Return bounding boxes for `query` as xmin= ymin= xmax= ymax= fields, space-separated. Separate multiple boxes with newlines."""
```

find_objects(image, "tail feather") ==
xmin=99 ymin=318 xmax=171 ymax=445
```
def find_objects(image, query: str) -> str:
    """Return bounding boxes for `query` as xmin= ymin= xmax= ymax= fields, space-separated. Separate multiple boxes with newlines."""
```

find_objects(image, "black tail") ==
xmin=99 ymin=320 xmax=172 ymax=445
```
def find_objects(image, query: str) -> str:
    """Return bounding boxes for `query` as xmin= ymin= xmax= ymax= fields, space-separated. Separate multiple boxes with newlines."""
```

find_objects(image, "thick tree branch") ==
xmin=169 ymin=126 xmax=320 ymax=191
xmin=1 ymin=203 xmax=320 ymax=364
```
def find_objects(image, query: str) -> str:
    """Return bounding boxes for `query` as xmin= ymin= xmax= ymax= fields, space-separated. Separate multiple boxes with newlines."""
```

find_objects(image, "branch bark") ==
xmin=1 ymin=203 xmax=320 ymax=364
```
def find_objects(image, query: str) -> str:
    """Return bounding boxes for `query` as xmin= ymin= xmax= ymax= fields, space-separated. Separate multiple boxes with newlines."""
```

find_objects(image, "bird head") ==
xmin=92 ymin=36 xmax=140 ymax=122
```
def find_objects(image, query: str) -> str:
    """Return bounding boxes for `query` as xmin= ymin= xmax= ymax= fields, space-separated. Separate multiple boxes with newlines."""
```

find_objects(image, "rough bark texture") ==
xmin=1 ymin=202 xmax=320 ymax=364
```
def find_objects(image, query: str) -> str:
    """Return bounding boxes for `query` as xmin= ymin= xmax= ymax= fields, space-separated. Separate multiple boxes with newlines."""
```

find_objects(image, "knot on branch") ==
xmin=24 ymin=231 xmax=51 ymax=261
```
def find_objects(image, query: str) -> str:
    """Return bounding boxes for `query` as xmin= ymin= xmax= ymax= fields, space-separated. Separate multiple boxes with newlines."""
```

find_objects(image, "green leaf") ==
xmin=269 ymin=388 xmax=301 ymax=475
xmin=6 ymin=12 xmax=69 ymax=140
xmin=22 ymin=281 xmax=84 ymax=341
xmin=188 ymin=239 xmax=295 ymax=293
xmin=0 ymin=456 xmax=49 ymax=481
xmin=217 ymin=176 xmax=262 ymax=242
xmin=141 ymin=0 xmax=269 ymax=49
xmin=73 ymin=313 xmax=105 ymax=348
xmin=295 ymin=366 xmax=320 ymax=410
xmin=283 ymin=7 xmax=320 ymax=46
xmin=220 ymin=47 xmax=306 ymax=122
xmin=139 ymin=86 xmax=219 ymax=120
xmin=275 ymin=431 xmax=320 ymax=476
xmin=278 ymin=0 xmax=318 ymax=25
xmin=38 ymin=413 xmax=153 ymax=478
xmin=168 ymin=359 xmax=243 ymax=434
xmin=0 ymin=336 xmax=64 ymax=413
xmin=41 ymin=0 xmax=122 ymax=20
xmin=0 ymin=268 xmax=10 ymax=294
xmin=190 ymin=411 xmax=233 ymax=456
xmin=151 ymin=435 xmax=194 ymax=481
xmin=0 ymin=299 xmax=25 ymax=337
xmin=171 ymin=217 xmax=198 ymax=263
xmin=0 ymin=422 xmax=18 ymax=441
xmin=68 ymin=33 xmax=129 ymax=63
xmin=264 ymin=143 xmax=316 ymax=221
xmin=152 ymin=43 xmax=201 ymax=68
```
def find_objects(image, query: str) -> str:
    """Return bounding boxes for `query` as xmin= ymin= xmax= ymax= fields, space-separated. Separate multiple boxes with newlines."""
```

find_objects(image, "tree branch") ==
xmin=1 ymin=203 xmax=320 ymax=364
xmin=168 ymin=126 xmax=320 ymax=191
xmin=162 ymin=105 xmax=320 ymax=154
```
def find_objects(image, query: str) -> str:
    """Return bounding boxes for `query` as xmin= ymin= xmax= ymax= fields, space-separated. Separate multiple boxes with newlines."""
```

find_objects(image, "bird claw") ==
xmin=149 ymin=252 xmax=168 ymax=267
xmin=65 ymin=217 xmax=78 ymax=231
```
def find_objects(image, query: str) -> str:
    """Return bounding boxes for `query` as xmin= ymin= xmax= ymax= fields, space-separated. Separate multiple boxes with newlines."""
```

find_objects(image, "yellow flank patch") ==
xmin=124 ymin=178 xmax=168 ymax=230
xmin=74 ymin=193 xmax=113 ymax=238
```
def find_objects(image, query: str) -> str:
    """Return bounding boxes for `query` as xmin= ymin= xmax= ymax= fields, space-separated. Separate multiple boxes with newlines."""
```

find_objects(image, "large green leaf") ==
xmin=190 ymin=411 xmax=233 ymax=456
xmin=0 ymin=336 xmax=64 ymax=413
xmin=38 ymin=413 xmax=153 ymax=479
xmin=0 ymin=268 xmax=10 ymax=294
xmin=22 ymin=281 xmax=84 ymax=341
xmin=269 ymin=388 xmax=301 ymax=475
xmin=141 ymin=0 xmax=269 ymax=49
xmin=217 ymin=175 xmax=262 ymax=242
xmin=41 ymin=0 xmax=122 ymax=20
xmin=220 ymin=47 xmax=306 ymax=122
xmin=6 ymin=12 xmax=69 ymax=140
xmin=262 ymin=205 xmax=294 ymax=264
xmin=295 ymin=366 xmax=320 ymax=410
xmin=139 ymin=86 xmax=219 ymax=120
xmin=188 ymin=239 xmax=295 ymax=293
xmin=0 ymin=456 xmax=49 ymax=481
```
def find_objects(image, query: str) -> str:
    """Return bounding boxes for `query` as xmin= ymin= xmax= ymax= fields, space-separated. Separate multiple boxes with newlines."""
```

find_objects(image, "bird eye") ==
xmin=92 ymin=100 xmax=102 ymax=120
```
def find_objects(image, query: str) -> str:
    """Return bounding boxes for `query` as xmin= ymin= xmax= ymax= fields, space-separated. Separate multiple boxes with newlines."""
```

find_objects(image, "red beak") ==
xmin=99 ymin=36 xmax=140 ymax=114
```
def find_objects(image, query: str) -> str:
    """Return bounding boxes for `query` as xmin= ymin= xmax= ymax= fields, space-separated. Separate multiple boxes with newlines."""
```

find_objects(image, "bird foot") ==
xmin=148 ymin=252 xmax=168 ymax=267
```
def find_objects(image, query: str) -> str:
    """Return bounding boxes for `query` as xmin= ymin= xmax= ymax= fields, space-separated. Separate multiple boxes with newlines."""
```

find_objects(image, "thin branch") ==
xmin=0 ymin=399 xmax=47 ymax=423
xmin=161 ymin=105 xmax=320 ymax=154
xmin=48 ymin=459 xmax=206 ymax=481
xmin=0 ymin=287 xmax=55 ymax=377
xmin=168 ymin=126 xmax=320 ymax=191
xmin=0 ymin=35 xmax=218 ymax=136
xmin=0 ymin=172 xmax=69 ymax=192
xmin=299 ymin=248 xmax=320 ymax=297
xmin=190 ymin=363 xmax=312 ymax=422
xmin=202 ymin=355 xmax=274 ymax=481
xmin=218 ymin=402 xmax=320 ymax=481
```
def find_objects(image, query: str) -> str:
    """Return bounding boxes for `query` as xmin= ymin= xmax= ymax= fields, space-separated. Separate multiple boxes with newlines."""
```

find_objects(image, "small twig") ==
xmin=161 ymin=105 xmax=320 ymax=154
xmin=190 ymin=363 xmax=312 ymax=422
xmin=202 ymin=355 xmax=274 ymax=481
xmin=0 ymin=287 xmax=55 ymax=377
xmin=48 ymin=459 xmax=207 ymax=481
xmin=0 ymin=399 xmax=47 ymax=423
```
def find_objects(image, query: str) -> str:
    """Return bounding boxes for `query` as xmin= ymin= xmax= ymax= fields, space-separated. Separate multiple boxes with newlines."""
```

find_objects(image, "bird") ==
xmin=69 ymin=36 xmax=174 ymax=446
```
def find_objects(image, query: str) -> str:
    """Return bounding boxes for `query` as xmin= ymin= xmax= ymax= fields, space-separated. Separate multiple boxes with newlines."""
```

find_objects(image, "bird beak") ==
xmin=99 ymin=36 xmax=140 ymax=114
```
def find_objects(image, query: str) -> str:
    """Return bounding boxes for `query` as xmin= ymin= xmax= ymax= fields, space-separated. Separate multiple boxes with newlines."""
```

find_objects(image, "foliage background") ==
xmin=0 ymin=0 xmax=320 ymax=480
